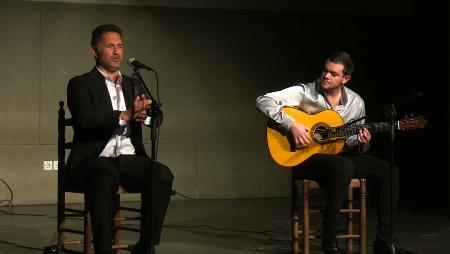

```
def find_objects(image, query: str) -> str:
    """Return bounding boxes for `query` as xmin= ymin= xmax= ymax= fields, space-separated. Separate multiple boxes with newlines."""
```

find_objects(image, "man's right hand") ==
xmin=134 ymin=94 xmax=152 ymax=114
xmin=120 ymin=95 xmax=152 ymax=122
xmin=289 ymin=121 xmax=311 ymax=148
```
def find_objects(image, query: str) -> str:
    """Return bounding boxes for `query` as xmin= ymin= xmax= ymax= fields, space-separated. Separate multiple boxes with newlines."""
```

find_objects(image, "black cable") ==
xmin=132 ymin=68 xmax=162 ymax=160
xmin=116 ymin=221 xmax=289 ymax=242
xmin=0 ymin=180 xmax=288 ymax=246
xmin=152 ymin=69 xmax=161 ymax=159
xmin=0 ymin=239 xmax=42 ymax=252
xmin=168 ymin=190 xmax=290 ymax=242
xmin=153 ymin=70 xmax=160 ymax=104
xmin=0 ymin=199 xmax=13 ymax=208
xmin=155 ymin=115 xmax=160 ymax=159
xmin=163 ymin=224 xmax=289 ymax=242
xmin=0 ymin=178 xmax=52 ymax=218
xmin=174 ymin=191 xmax=195 ymax=200
xmin=1 ymin=210 xmax=50 ymax=217
xmin=0 ymin=177 xmax=14 ymax=214
xmin=128 ymin=188 xmax=289 ymax=242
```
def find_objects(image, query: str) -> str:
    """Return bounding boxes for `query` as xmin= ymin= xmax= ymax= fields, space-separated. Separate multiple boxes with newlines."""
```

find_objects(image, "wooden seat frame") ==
xmin=292 ymin=176 xmax=367 ymax=254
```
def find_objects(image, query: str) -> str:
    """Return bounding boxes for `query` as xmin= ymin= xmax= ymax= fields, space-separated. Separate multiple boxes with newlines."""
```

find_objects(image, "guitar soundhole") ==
xmin=312 ymin=124 xmax=329 ymax=143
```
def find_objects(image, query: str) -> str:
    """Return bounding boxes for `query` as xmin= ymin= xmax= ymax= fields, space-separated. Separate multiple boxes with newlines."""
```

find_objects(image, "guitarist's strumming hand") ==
xmin=290 ymin=121 xmax=312 ymax=148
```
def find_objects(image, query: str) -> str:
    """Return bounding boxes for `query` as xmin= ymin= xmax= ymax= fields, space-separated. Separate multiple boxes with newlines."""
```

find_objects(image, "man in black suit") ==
xmin=66 ymin=24 xmax=173 ymax=254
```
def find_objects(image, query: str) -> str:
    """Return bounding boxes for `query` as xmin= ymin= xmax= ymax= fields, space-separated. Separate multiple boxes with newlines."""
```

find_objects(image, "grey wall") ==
xmin=1 ymin=0 xmax=302 ymax=205
xmin=0 ymin=0 xmax=447 ymax=205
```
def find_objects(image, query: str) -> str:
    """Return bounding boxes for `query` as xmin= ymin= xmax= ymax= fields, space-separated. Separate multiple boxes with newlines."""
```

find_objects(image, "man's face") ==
xmin=319 ymin=59 xmax=351 ymax=91
xmin=91 ymin=32 xmax=123 ymax=73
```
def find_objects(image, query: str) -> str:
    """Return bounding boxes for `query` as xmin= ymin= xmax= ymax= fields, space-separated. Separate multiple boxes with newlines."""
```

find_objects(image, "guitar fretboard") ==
xmin=330 ymin=122 xmax=399 ymax=138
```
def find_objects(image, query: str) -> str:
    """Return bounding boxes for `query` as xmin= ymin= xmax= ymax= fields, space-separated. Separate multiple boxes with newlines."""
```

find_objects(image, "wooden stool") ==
xmin=292 ymin=177 xmax=367 ymax=254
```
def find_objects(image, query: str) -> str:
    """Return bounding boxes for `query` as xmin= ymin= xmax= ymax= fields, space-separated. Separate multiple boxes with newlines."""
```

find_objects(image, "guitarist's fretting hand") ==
xmin=357 ymin=128 xmax=371 ymax=145
xmin=289 ymin=121 xmax=312 ymax=148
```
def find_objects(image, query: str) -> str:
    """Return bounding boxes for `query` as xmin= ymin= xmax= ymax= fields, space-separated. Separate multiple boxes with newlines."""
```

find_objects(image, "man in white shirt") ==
xmin=256 ymin=52 xmax=415 ymax=254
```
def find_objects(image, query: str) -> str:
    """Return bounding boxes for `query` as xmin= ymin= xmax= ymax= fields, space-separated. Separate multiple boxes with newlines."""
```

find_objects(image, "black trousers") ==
xmin=71 ymin=155 xmax=174 ymax=253
xmin=293 ymin=153 xmax=399 ymax=245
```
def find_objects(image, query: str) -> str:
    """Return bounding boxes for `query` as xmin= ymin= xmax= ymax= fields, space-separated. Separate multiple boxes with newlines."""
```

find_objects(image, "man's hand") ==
xmin=289 ymin=121 xmax=311 ymax=148
xmin=134 ymin=94 xmax=151 ymax=113
xmin=120 ymin=95 xmax=152 ymax=121
xmin=357 ymin=127 xmax=371 ymax=145
xmin=134 ymin=94 xmax=152 ymax=121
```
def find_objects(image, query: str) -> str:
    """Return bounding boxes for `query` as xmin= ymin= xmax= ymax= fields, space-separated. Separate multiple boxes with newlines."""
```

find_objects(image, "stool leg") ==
xmin=85 ymin=211 xmax=93 ymax=254
xmin=360 ymin=179 xmax=367 ymax=254
xmin=84 ymin=193 xmax=93 ymax=254
xmin=292 ymin=176 xmax=300 ymax=254
xmin=113 ymin=194 xmax=120 ymax=254
xmin=346 ymin=184 xmax=354 ymax=254
xmin=303 ymin=180 xmax=310 ymax=254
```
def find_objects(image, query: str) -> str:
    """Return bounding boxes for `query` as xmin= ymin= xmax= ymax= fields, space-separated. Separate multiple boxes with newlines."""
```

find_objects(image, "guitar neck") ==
xmin=334 ymin=121 xmax=399 ymax=138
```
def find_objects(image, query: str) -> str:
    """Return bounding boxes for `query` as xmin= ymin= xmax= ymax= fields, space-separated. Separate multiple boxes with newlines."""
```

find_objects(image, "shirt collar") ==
xmin=316 ymin=79 xmax=348 ymax=106
xmin=96 ymin=66 xmax=122 ymax=85
xmin=340 ymin=87 xmax=348 ymax=105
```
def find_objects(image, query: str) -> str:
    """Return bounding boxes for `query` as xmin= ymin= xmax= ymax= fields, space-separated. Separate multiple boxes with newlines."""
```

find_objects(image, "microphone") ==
xmin=127 ymin=57 xmax=153 ymax=71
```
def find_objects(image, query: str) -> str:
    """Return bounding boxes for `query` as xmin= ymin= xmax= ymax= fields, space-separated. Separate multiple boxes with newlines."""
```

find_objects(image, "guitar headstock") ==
xmin=398 ymin=116 xmax=427 ymax=130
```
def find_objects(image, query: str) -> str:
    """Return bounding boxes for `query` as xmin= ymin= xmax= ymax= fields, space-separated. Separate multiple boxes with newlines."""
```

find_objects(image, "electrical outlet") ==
xmin=53 ymin=161 xmax=59 ymax=170
xmin=43 ymin=161 xmax=53 ymax=170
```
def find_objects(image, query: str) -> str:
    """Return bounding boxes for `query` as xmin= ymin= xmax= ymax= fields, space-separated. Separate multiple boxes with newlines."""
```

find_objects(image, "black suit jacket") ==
xmin=66 ymin=67 xmax=147 ymax=174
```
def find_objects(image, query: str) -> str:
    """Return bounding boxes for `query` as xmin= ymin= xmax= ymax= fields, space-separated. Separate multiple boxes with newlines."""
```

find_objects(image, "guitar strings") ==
xmin=313 ymin=123 xmax=394 ymax=136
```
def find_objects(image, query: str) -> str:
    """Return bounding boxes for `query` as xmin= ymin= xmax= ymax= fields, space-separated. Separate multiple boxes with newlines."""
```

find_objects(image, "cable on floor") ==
xmin=0 ymin=239 xmax=42 ymax=252
xmin=163 ymin=224 xmax=289 ymax=242
xmin=0 ymin=177 xmax=14 ymax=214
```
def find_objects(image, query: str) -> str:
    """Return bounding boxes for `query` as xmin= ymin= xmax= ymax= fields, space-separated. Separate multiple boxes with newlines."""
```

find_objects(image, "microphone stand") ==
xmin=132 ymin=67 xmax=162 ymax=253
xmin=381 ymin=91 xmax=421 ymax=254
xmin=132 ymin=67 xmax=162 ymax=157
xmin=384 ymin=103 xmax=397 ymax=254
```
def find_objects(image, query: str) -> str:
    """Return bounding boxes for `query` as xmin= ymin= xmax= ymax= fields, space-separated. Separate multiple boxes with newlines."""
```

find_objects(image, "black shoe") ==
xmin=131 ymin=241 xmax=155 ymax=254
xmin=322 ymin=239 xmax=344 ymax=254
xmin=322 ymin=245 xmax=338 ymax=254
xmin=373 ymin=235 xmax=417 ymax=254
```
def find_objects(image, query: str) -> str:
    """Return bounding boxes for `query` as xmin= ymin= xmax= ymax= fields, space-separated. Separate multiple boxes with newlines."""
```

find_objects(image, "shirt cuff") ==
xmin=119 ymin=119 xmax=127 ymax=126
xmin=281 ymin=115 xmax=295 ymax=131
xmin=144 ymin=116 xmax=151 ymax=126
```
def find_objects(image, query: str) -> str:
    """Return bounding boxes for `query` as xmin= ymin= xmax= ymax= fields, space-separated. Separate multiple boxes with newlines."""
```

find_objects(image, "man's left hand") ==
xmin=134 ymin=94 xmax=152 ymax=121
xmin=357 ymin=127 xmax=371 ymax=145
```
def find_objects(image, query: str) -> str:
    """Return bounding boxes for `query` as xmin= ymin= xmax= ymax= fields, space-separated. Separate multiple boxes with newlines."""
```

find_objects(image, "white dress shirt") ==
xmin=97 ymin=67 xmax=136 ymax=157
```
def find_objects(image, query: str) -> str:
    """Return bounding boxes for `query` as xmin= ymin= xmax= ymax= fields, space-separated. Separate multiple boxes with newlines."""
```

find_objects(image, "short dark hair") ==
xmin=91 ymin=24 xmax=122 ymax=48
xmin=328 ymin=51 xmax=355 ymax=76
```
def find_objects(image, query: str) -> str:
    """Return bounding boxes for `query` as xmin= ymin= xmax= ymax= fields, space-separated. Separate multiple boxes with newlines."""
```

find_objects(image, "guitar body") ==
xmin=267 ymin=108 xmax=346 ymax=167
xmin=266 ymin=107 xmax=426 ymax=167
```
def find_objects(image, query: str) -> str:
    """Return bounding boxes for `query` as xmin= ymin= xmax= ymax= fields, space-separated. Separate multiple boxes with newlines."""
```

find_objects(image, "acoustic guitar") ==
xmin=266 ymin=107 xmax=427 ymax=167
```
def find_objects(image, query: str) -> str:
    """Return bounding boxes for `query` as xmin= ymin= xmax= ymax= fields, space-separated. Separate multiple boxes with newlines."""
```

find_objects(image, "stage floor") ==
xmin=0 ymin=198 xmax=448 ymax=254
